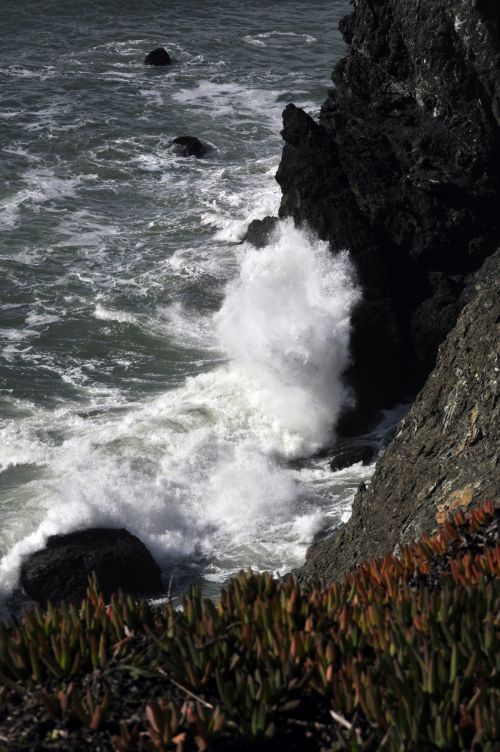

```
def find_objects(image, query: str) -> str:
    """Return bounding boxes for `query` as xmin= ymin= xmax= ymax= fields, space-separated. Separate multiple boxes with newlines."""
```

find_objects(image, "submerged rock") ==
xmin=329 ymin=444 xmax=376 ymax=472
xmin=276 ymin=0 xmax=500 ymax=424
xmin=297 ymin=251 xmax=500 ymax=584
xmin=242 ymin=216 xmax=279 ymax=248
xmin=172 ymin=136 xmax=207 ymax=158
xmin=144 ymin=47 xmax=171 ymax=66
xmin=20 ymin=528 xmax=163 ymax=603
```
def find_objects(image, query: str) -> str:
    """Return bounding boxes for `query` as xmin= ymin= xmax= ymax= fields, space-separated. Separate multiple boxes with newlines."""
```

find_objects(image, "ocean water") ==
xmin=0 ymin=0 xmax=396 ymax=602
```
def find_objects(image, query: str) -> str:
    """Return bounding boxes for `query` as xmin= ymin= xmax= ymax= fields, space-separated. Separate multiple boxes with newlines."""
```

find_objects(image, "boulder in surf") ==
xmin=242 ymin=216 xmax=279 ymax=248
xmin=329 ymin=444 xmax=376 ymax=472
xmin=144 ymin=47 xmax=171 ymax=66
xmin=20 ymin=528 xmax=163 ymax=603
xmin=172 ymin=136 xmax=207 ymax=158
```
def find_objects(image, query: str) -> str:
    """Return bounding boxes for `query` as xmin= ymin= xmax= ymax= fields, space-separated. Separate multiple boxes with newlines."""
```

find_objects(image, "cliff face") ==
xmin=298 ymin=250 xmax=499 ymax=583
xmin=276 ymin=0 xmax=500 ymax=422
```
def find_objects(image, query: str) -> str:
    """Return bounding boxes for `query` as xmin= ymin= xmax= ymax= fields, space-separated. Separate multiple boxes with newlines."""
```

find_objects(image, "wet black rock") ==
xmin=144 ymin=47 xmax=171 ymax=66
xmin=276 ymin=0 xmax=500 ymax=425
xmin=242 ymin=216 xmax=279 ymax=248
xmin=20 ymin=528 xmax=163 ymax=603
xmin=172 ymin=136 xmax=207 ymax=158
xmin=298 ymin=251 xmax=500 ymax=584
xmin=329 ymin=444 xmax=376 ymax=472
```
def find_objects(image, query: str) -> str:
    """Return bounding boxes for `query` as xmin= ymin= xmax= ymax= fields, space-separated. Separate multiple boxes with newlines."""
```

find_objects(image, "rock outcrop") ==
xmin=298 ymin=251 xmax=499 ymax=584
xmin=172 ymin=136 xmax=207 ymax=158
xmin=276 ymin=0 xmax=500 ymax=424
xmin=144 ymin=48 xmax=171 ymax=66
xmin=21 ymin=528 xmax=163 ymax=603
xmin=242 ymin=216 xmax=279 ymax=248
xmin=329 ymin=444 xmax=377 ymax=472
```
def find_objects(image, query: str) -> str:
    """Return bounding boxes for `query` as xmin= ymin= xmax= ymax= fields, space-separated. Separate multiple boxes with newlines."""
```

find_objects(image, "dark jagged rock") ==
xmin=144 ymin=47 xmax=171 ymax=66
xmin=276 ymin=0 xmax=500 ymax=424
xmin=172 ymin=136 xmax=207 ymax=158
xmin=242 ymin=216 xmax=279 ymax=248
xmin=20 ymin=528 xmax=163 ymax=603
xmin=329 ymin=444 xmax=377 ymax=472
xmin=297 ymin=251 xmax=500 ymax=584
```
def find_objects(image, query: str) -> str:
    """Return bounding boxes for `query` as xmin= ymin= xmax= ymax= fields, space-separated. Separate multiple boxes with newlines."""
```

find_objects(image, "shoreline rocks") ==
xmin=329 ymin=444 xmax=377 ymax=472
xmin=276 ymin=0 xmax=500 ymax=427
xmin=242 ymin=216 xmax=279 ymax=247
xmin=297 ymin=250 xmax=500 ymax=584
xmin=20 ymin=528 xmax=163 ymax=603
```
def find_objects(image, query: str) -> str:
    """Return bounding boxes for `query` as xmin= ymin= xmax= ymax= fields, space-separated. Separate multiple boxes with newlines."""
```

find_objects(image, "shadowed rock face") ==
xmin=20 ymin=528 xmax=163 ymax=603
xmin=297 ymin=251 xmax=500 ymax=584
xmin=329 ymin=444 xmax=376 ymax=472
xmin=276 ymin=0 xmax=500 ymax=424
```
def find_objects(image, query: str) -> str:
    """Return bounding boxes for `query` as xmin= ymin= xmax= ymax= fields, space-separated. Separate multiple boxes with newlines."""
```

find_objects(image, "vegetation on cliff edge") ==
xmin=0 ymin=503 xmax=499 ymax=751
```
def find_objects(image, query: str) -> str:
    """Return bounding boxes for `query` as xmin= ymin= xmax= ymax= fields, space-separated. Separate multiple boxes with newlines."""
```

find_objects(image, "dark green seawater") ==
xmin=0 ymin=0 xmax=393 ymax=602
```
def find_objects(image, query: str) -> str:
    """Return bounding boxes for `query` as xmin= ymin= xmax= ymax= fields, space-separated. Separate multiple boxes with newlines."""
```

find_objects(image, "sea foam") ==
xmin=0 ymin=220 xmax=359 ymax=597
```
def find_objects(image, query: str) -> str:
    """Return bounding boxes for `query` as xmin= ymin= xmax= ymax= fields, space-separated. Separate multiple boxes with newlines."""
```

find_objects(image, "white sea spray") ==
xmin=0 ymin=221 xmax=359 ymax=597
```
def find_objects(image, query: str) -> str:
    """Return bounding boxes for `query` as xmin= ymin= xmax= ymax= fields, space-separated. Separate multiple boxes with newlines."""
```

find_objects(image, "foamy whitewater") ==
xmin=0 ymin=0 xmax=395 ymax=604
xmin=0 ymin=222 xmax=364 ymax=596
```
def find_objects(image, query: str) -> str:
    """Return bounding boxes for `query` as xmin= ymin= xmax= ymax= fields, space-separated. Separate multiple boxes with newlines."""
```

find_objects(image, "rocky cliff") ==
xmin=276 ymin=0 xmax=500 ymax=424
xmin=299 ymin=249 xmax=499 ymax=583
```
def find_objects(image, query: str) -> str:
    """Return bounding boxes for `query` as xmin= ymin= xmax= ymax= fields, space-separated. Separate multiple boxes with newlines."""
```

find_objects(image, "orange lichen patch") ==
xmin=453 ymin=406 xmax=483 ymax=456
xmin=436 ymin=485 xmax=474 ymax=524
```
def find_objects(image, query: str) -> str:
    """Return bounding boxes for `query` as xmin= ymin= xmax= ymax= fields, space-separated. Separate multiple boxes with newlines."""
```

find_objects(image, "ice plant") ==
xmin=0 ymin=502 xmax=498 ymax=750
